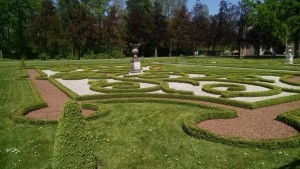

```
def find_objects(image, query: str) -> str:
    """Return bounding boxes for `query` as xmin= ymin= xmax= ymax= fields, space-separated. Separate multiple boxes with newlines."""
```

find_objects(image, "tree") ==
xmin=0 ymin=0 xmax=40 ymax=59
xmin=170 ymin=5 xmax=191 ymax=56
xmin=216 ymin=0 xmax=239 ymax=53
xmin=53 ymin=101 xmax=95 ymax=169
xmin=27 ymin=0 xmax=63 ymax=58
xmin=126 ymin=0 xmax=153 ymax=56
xmin=68 ymin=4 xmax=97 ymax=59
xmin=161 ymin=0 xmax=188 ymax=18
xmin=151 ymin=0 xmax=168 ymax=57
xmin=103 ymin=4 xmax=124 ymax=58
xmin=242 ymin=0 xmax=299 ymax=56
xmin=191 ymin=0 xmax=210 ymax=54
xmin=279 ymin=0 xmax=300 ymax=57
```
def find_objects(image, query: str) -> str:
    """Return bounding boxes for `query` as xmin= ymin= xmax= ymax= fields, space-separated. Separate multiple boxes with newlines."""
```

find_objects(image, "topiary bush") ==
xmin=52 ymin=101 xmax=96 ymax=169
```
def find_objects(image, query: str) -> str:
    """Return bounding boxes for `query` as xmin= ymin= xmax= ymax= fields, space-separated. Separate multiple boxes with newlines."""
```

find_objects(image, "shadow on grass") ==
xmin=278 ymin=159 xmax=300 ymax=169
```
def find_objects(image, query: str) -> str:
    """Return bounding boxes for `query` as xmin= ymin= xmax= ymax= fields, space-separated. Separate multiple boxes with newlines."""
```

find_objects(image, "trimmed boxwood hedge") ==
xmin=89 ymin=80 xmax=162 ymax=93
xmin=11 ymin=103 xmax=54 ymax=124
xmin=52 ymin=101 xmax=96 ymax=169
xmin=276 ymin=108 xmax=300 ymax=131
xmin=280 ymin=75 xmax=300 ymax=86
xmin=202 ymin=82 xmax=281 ymax=98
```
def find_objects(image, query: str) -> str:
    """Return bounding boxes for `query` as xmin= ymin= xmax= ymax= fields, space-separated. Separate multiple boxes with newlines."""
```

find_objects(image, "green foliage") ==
xmin=277 ymin=108 xmax=300 ymax=131
xmin=280 ymin=75 xmax=300 ymax=86
xmin=52 ymin=101 xmax=95 ymax=169
xmin=89 ymin=80 xmax=161 ymax=93
xmin=20 ymin=59 xmax=26 ymax=69
xmin=39 ymin=53 xmax=48 ymax=61
xmin=27 ymin=0 xmax=63 ymax=57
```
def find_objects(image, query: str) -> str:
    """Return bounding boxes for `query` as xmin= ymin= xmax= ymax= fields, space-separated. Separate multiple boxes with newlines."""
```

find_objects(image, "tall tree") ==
xmin=242 ymin=0 xmax=299 ymax=56
xmin=160 ymin=0 xmax=187 ymax=18
xmin=27 ymin=0 xmax=63 ymax=58
xmin=170 ymin=5 xmax=191 ymax=56
xmin=151 ymin=0 xmax=168 ymax=57
xmin=191 ymin=0 xmax=210 ymax=53
xmin=104 ymin=4 xmax=124 ymax=58
xmin=126 ymin=0 xmax=153 ymax=56
xmin=278 ymin=0 xmax=299 ymax=57
xmin=1 ymin=0 xmax=40 ymax=59
xmin=68 ymin=4 xmax=97 ymax=59
xmin=216 ymin=0 xmax=239 ymax=53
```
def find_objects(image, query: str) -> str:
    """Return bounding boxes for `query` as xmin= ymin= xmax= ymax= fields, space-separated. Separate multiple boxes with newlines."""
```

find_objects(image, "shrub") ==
xmin=52 ymin=101 xmax=95 ymax=169
xmin=39 ymin=53 xmax=48 ymax=61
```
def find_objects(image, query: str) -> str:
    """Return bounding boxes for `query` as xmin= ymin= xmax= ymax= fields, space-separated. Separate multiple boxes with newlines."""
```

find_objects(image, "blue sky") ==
xmin=187 ymin=0 xmax=241 ymax=15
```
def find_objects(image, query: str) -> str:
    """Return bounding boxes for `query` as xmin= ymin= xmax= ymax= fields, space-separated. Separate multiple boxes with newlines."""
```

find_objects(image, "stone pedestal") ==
xmin=131 ymin=57 xmax=141 ymax=73
xmin=286 ymin=55 xmax=293 ymax=64
xmin=285 ymin=46 xmax=293 ymax=64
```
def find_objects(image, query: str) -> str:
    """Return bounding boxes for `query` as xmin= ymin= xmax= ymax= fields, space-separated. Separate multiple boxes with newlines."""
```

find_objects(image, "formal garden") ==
xmin=0 ymin=57 xmax=300 ymax=169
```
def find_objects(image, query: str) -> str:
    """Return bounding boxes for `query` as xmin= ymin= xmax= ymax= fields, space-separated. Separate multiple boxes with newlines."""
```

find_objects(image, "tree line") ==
xmin=0 ymin=0 xmax=298 ymax=60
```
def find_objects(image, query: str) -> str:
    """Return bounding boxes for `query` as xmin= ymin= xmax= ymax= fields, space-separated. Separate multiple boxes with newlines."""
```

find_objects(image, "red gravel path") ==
xmin=25 ymin=69 xmax=93 ymax=120
xmin=198 ymin=100 xmax=300 ymax=140
xmin=196 ymin=74 xmax=300 ymax=140
xmin=288 ymin=76 xmax=300 ymax=84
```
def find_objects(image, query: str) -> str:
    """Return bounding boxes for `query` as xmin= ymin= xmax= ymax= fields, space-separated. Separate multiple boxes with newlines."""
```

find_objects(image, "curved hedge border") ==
xmin=276 ymin=108 xmax=300 ymax=131
xmin=182 ymin=109 xmax=300 ymax=150
xmin=202 ymin=83 xmax=246 ymax=94
xmin=11 ymin=103 xmax=54 ymax=124
xmin=202 ymin=82 xmax=281 ymax=98
xmin=12 ymin=102 xmax=109 ymax=124
xmin=280 ymin=75 xmax=300 ymax=86
xmin=89 ymin=80 xmax=161 ymax=93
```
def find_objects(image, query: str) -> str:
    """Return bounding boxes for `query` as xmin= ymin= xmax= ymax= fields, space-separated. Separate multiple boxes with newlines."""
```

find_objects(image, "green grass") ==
xmin=0 ymin=67 xmax=56 ymax=168
xmin=1 ymin=58 xmax=300 ymax=169
xmin=90 ymin=101 xmax=300 ymax=169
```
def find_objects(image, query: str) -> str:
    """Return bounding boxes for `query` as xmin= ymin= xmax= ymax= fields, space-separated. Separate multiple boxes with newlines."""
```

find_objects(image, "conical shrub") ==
xmin=52 ymin=101 xmax=95 ymax=169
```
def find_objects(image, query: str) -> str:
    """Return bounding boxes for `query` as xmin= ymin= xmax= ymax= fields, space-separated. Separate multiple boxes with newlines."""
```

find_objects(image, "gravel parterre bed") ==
xmin=288 ymin=76 xmax=300 ymax=84
xmin=25 ymin=69 xmax=94 ymax=120
xmin=27 ymin=69 xmax=300 ymax=140
xmin=198 ymin=100 xmax=300 ymax=140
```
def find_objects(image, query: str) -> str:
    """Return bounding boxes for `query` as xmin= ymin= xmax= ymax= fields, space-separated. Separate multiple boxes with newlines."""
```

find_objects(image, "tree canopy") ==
xmin=0 ymin=0 xmax=298 ymax=59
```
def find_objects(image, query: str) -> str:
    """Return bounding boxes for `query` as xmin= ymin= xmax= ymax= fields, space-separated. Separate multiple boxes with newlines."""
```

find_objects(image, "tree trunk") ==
xmin=154 ymin=46 xmax=158 ymax=58
xmin=71 ymin=45 xmax=74 ymax=60
xmin=169 ymin=42 xmax=172 ymax=57
xmin=294 ymin=33 xmax=299 ymax=58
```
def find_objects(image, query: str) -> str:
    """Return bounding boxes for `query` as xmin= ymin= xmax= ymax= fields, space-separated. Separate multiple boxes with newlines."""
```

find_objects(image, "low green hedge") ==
xmin=164 ymin=78 xmax=199 ymax=86
xmin=280 ymin=75 xmax=300 ymax=86
xmin=89 ymin=80 xmax=162 ymax=93
xmin=35 ymin=69 xmax=49 ymax=80
xmin=137 ymin=72 xmax=169 ymax=79
xmin=202 ymin=82 xmax=281 ymax=98
xmin=253 ymin=94 xmax=300 ymax=109
xmin=77 ymin=93 xmax=253 ymax=109
xmin=10 ymin=103 xmax=55 ymax=124
xmin=81 ymin=102 xmax=110 ymax=121
xmin=160 ymin=82 xmax=194 ymax=95
xmin=202 ymin=83 xmax=246 ymax=95
xmin=276 ymin=108 xmax=300 ymax=131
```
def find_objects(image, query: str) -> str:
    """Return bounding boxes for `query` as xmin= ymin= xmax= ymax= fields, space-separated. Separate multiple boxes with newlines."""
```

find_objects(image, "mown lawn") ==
xmin=0 ymin=58 xmax=300 ymax=169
